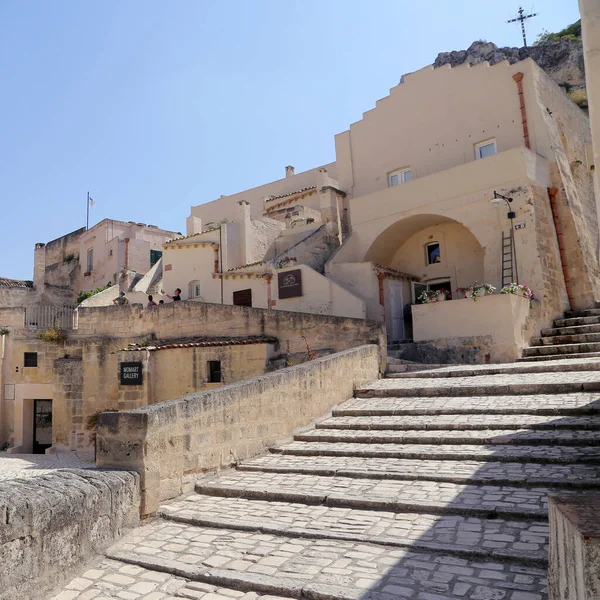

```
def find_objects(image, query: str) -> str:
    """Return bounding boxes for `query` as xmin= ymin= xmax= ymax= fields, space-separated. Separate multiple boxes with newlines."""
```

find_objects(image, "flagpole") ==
xmin=86 ymin=191 xmax=90 ymax=230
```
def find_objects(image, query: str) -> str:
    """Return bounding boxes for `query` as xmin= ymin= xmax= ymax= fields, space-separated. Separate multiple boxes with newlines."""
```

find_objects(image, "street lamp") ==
xmin=490 ymin=191 xmax=519 ymax=285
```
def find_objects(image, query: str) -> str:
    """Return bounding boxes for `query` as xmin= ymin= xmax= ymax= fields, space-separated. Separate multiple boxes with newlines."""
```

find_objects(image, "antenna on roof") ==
xmin=507 ymin=6 xmax=538 ymax=47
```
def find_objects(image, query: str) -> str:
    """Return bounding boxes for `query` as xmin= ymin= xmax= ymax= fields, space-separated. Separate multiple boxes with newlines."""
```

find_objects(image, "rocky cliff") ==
xmin=433 ymin=34 xmax=586 ymax=109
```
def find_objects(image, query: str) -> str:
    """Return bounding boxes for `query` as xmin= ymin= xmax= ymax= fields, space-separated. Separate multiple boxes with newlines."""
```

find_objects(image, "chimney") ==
xmin=186 ymin=215 xmax=202 ymax=236
xmin=285 ymin=165 xmax=295 ymax=178
xmin=238 ymin=200 xmax=252 ymax=264
xmin=33 ymin=243 xmax=46 ymax=289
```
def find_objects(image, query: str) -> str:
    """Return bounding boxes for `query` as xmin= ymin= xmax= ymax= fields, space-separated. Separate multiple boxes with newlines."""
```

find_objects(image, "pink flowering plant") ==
xmin=418 ymin=289 xmax=450 ymax=303
xmin=456 ymin=282 xmax=496 ymax=300
xmin=501 ymin=283 xmax=535 ymax=300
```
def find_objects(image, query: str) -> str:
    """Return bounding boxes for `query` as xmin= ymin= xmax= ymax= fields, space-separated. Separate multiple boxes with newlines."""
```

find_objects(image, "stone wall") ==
xmin=548 ymin=493 xmax=600 ymax=600
xmin=96 ymin=344 xmax=380 ymax=516
xmin=75 ymin=301 xmax=386 ymax=371
xmin=0 ymin=469 xmax=139 ymax=600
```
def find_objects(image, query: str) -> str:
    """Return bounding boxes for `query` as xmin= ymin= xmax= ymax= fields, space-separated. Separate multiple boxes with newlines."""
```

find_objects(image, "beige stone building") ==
xmin=171 ymin=55 xmax=598 ymax=362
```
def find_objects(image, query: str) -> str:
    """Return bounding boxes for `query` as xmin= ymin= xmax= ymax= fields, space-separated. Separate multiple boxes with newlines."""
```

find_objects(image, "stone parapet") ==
xmin=549 ymin=493 xmax=600 ymax=600
xmin=0 ymin=469 xmax=140 ymax=600
xmin=96 ymin=344 xmax=380 ymax=516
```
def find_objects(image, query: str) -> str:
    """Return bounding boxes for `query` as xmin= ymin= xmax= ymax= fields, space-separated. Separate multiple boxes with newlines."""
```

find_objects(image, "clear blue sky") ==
xmin=0 ymin=0 xmax=581 ymax=280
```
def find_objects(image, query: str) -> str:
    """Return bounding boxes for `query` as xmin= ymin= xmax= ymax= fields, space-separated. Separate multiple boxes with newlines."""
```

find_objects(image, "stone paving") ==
xmin=157 ymin=495 xmax=549 ymax=564
xmin=238 ymin=454 xmax=600 ymax=486
xmin=334 ymin=393 xmax=600 ymax=415
xmin=195 ymin=471 xmax=552 ymax=518
xmin=274 ymin=441 xmax=600 ymax=462
xmin=54 ymin=361 xmax=600 ymax=599
xmin=0 ymin=450 xmax=94 ymax=481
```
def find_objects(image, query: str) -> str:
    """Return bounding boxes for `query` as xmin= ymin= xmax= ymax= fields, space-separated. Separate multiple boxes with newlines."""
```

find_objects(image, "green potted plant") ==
xmin=456 ymin=282 xmax=496 ymax=299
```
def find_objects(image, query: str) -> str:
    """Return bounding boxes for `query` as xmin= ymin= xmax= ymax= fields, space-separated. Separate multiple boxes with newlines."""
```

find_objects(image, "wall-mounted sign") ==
xmin=120 ymin=362 xmax=143 ymax=386
xmin=514 ymin=221 xmax=526 ymax=230
xmin=278 ymin=269 xmax=303 ymax=299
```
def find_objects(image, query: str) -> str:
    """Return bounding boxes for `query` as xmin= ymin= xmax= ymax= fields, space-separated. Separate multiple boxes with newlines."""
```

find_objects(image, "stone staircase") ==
xmin=54 ymin=358 xmax=600 ymax=600
xmin=522 ymin=307 xmax=600 ymax=361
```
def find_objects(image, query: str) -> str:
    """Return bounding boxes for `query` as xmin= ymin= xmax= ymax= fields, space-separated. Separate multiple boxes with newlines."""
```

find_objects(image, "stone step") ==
xmin=531 ymin=332 xmax=600 ymax=346
xmin=51 ymin=558 xmax=291 ymax=600
xmin=522 ymin=342 xmax=600 ymax=357
xmin=357 ymin=372 xmax=600 ymax=397
xmin=554 ymin=315 xmax=600 ymax=328
xmin=295 ymin=428 xmax=600 ymax=446
xmin=272 ymin=441 xmax=600 ymax=464
xmin=106 ymin=521 xmax=549 ymax=600
xmin=518 ymin=352 xmax=600 ymax=362
xmin=195 ymin=470 xmax=556 ymax=519
xmin=386 ymin=363 xmax=449 ymax=374
xmin=316 ymin=414 xmax=600 ymax=431
xmin=238 ymin=454 xmax=600 ymax=488
xmin=333 ymin=394 xmax=600 ymax=417
xmin=565 ymin=308 xmax=600 ymax=318
xmin=157 ymin=494 xmax=550 ymax=565
xmin=385 ymin=359 xmax=600 ymax=379
xmin=542 ymin=323 xmax=600 ymax=337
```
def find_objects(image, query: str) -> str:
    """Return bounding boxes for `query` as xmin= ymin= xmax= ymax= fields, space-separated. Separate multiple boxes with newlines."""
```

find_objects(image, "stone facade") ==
xmin=96 ymin=344 xmax=380 ymax=516
xmin=0 ymin=302 xmax=385 ymax=453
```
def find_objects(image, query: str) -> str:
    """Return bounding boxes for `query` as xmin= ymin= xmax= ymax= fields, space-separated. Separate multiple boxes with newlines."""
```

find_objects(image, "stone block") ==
xmin=548 ymin=493 xmax=600 ymax=599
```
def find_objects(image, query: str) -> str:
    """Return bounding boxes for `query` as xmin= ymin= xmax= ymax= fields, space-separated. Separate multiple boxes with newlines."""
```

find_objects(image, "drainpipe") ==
xmin=265 ymin=273 xmax=273 ymax=310
xmin=124 ymin=238 xmax=130 ymax=271
xmin=548 ymin=187 xmax=575 ymax=311
xmin=512 ymin=72 xmax=531 ymax=150
xmin=377 ymin=272 xmax=385 ymax=306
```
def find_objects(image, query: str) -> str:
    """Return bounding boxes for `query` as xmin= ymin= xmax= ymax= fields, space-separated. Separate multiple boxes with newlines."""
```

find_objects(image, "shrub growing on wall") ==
xmin=77 ymin=282 xmax=112 ymax=305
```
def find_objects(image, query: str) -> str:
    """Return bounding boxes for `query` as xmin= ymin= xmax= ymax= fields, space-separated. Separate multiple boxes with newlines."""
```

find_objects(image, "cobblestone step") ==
xmin=272 ymin=441 xmax=600 ymax=464
xmin=295 ymin=428 xmax=600 ymax=446
xmin=531 ymin=332 xmax=600 ymax=346
xmin=317 ymin=414 xmax=600 ymax=431
xmin=565 ymin=308 xmax=600 ymax=318
xmin=385 ymin=359 xmax=600 ymax=379
xmin=357 ymin=371 xmax=600 ymax=397
xmin=333 ymin=394 xmax=600 ymax=416
xmin=554 ymin=315 xmax=600 ymax=328
xmin=157 ymin=495 xmax=550 ymax=565
xmin=541 ymin=323 xmax=600 ymax=337
xmin=518 ymin=352 xmax=600 ymax=362
xmin=522 ymin=342 xmax=600 ymax=358
xmin=106 ymin=521 xmax=549 ymax=600
xmin=238 ymin=454 xmax=600 ymax=488
xmin=50 ymin=558 xmax=291 ymax=600
xmin=194 ymin=470 xmax=561 ymax=519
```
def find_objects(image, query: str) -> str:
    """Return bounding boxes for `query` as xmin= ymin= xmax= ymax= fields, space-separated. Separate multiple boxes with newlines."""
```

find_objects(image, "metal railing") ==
xmin=24 ymin=304 xmax=77 ymax=330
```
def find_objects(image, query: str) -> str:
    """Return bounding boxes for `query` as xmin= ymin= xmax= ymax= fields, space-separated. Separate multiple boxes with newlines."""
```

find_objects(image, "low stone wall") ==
xmin=97 ymin=344 xmax=380 ymax=516
xmin=0 ymin=469 xmax=140 ymax=600
xmin=412 ymin=294 xmax=531 ymax=363
xmin=75 ymin=301 xmax=387 ymax=371
xmin=548 ymin=493 xmax=600 ymax=600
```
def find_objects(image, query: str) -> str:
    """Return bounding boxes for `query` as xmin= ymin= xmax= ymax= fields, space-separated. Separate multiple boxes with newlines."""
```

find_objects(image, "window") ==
xmin=233 ymin=289 xmax=252 ymax=307
xmin=208 ymin=360 xmax=222 ymax=383
xmin=475 ymin=139 xmax=497 ymax=160
xmin=24 ymin=352 xmax=38 ymax=367
xmin=150 ymin=249 xmax=162 ymax=267
xmin=426 ymin=242 xmax=441 ymax=265
xmin=86 ymin=248 xmax=94 ymax=272
xmin=412 ymin=280 xmax=452 ymax=304
xmin=388 ymin=168 xmax=412 ymax=187
xmin=188 ymin=280 xmax=201 ymax=299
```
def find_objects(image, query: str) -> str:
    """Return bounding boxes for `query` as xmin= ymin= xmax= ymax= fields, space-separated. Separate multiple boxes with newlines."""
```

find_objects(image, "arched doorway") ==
xmin=364 ymin=214 xmax=485 ymax=341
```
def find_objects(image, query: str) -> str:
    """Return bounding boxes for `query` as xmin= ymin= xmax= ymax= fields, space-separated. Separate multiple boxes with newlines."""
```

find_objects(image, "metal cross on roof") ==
xmin=507 ymin=6 xmax=538 ymax=47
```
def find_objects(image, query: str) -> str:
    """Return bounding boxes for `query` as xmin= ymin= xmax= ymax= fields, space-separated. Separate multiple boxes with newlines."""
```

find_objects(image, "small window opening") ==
xmin=388 ymin=168 xmax=412 ymax=187
xmin=87 ymin=248 xmax=94 ymax=272
xmin=475 ymin=139 xmax=497 ymax=159
xmin=24 ymin=352 xmax=38 ymax=367
xmin=188 ymin=280 xmax=201 ymax=299
xmin=426 ymin=242 xmax=441 ymax=265
xmin=208 ymin=360 xmax=222 ymax=383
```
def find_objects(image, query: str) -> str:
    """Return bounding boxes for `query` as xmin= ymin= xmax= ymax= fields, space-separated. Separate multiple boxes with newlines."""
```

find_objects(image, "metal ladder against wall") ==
xmin=501 ymin=231 xmax=514 ymax=287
